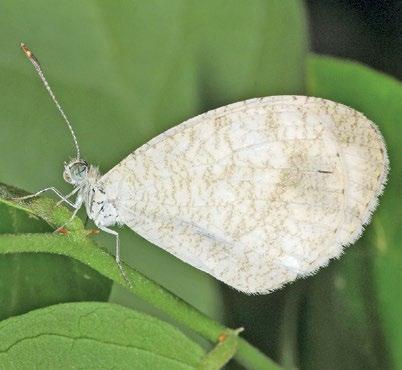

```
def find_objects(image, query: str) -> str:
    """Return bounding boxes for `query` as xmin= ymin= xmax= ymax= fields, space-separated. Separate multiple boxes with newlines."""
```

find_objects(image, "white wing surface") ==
xmin=100 ymin=96 xmax=388 ymax=293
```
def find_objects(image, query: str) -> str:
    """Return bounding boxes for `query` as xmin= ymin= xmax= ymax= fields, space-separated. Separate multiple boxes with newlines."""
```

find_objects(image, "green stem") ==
xmin=0 ymin=233 xmax=280 ymax=370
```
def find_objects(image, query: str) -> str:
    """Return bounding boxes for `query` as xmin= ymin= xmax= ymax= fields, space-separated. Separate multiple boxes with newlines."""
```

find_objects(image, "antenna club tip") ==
xmin=20 ymin=43 xmax=32 ymax=58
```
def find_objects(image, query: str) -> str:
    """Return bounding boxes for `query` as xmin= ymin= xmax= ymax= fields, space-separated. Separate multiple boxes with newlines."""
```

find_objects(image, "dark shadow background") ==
xmin=306 ymin=0 xmax=401 ymax=79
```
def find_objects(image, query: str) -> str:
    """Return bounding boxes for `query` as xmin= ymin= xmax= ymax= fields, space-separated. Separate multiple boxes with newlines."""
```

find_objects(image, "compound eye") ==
xmin=63 ymin=160 xmax=88 ymax=184
xmin=71 ymin=161 xmax=88 ymax=181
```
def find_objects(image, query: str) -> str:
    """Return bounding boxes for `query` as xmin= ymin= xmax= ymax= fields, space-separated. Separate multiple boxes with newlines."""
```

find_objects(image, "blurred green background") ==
xmin=0 ymin=1 xmax=400 ymax=369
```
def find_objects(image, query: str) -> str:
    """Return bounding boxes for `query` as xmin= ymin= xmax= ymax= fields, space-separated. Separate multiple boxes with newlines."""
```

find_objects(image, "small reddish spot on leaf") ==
xmin=218 ymin=333 xmax=228 ymax=343
xmin=56 ymin=227 xmax=69 ymax=235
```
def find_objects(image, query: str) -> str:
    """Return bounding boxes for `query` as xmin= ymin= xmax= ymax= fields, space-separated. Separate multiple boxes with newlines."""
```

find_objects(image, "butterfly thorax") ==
xmin=79 ymin=165 xmax=120 ymax=228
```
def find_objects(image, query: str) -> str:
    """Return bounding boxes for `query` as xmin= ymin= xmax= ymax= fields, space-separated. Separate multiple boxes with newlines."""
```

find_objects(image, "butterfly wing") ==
xmin=99 ymin=96 xmax=388 ymax=293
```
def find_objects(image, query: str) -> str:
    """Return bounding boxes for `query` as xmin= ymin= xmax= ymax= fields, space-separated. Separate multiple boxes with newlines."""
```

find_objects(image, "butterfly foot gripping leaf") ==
xmin=19 ymin=44 xmax=389 ymax=294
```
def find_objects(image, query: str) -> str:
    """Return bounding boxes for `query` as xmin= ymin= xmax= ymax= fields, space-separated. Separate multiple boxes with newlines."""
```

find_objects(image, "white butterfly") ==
xmin=18 ymin=44 xmax=388 ymax=294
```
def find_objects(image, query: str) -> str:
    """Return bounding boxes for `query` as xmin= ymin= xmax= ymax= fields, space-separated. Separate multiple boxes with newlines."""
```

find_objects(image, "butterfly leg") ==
xmin=97 ymin=226 xmax=132 ymax=288
xmin=12 ymin=186 xmax=77 ymax=208
xmin=56 ymin=187 xmax=80 ymax=206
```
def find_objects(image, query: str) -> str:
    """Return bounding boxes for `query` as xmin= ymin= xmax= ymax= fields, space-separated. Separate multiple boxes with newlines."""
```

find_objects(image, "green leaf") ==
xmin=0 ymin=183 xmax=112 ymax=321
xmin=305 ymin=55 xmax=402 ymax=369
xmin=0 ymin=302 xmax=205 ymax=369
xmin=187 ymin=0 xmax=307 ymax=107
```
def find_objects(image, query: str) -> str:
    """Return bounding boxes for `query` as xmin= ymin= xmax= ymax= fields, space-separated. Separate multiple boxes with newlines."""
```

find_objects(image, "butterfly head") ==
xmin=63 ymin=159 xmax=89 ymax=185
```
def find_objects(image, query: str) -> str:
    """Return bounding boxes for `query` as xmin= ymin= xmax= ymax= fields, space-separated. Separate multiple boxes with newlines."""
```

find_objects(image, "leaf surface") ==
xmin=0 ymin=184 xmax=112 ymax=321
xmin=0 ymin=302 xmax=205 ymax=370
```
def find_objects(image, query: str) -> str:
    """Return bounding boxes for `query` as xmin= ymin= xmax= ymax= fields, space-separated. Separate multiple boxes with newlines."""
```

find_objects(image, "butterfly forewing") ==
xmin=98 ymin=96 xmax=388 ymax=293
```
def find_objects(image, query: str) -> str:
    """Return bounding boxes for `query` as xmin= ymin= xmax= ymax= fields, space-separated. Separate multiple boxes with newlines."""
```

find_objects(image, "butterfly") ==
xmin=18 ymin=43 xmax=388 ymax=294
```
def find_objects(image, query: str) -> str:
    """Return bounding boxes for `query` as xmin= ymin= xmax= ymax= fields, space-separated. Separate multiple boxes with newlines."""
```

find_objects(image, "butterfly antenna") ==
xmin=20 ymin=43 xmax=81 ymax=160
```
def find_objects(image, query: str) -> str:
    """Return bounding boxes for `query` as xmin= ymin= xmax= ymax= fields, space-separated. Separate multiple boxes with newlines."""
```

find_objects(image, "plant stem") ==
xmin=0 ymin=233 xmax=280 ymax=370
